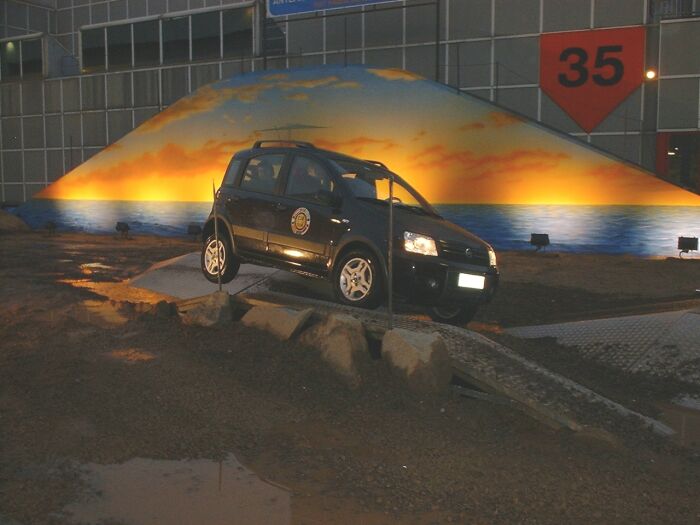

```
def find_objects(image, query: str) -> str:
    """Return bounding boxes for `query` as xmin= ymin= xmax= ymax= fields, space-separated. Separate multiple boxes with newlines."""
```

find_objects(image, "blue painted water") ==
xmin=14 ymin=199 xmax=700 ymax=256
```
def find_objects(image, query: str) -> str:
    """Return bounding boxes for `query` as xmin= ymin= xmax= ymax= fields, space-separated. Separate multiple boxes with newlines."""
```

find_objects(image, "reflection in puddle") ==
xmin=80 ymin=262 xmax=115 ymax=276
xmin=78 ymin=300 xmax=129 ymax=326
xmin=659 ymin=397 xmax=700 ymax=449
xmin=107 ymin=348 xmax=157 ymax=364
xmin=65 ymin=455 xmax=291 ymax=525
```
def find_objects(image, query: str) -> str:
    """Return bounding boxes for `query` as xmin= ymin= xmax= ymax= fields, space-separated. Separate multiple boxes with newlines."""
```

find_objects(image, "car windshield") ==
xmin=331 ymin=160 xmax=438 ymax=216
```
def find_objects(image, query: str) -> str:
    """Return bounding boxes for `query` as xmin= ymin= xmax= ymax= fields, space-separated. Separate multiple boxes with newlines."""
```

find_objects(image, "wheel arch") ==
xmin=202 ymin=216 xmax=236 ymax=252
xmin=332 ymin=236 xmax=388 ymax=285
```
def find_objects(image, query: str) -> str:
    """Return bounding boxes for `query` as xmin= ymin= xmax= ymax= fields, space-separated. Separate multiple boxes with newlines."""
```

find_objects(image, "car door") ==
xmin=267 ymin=154 xmax=343 ymax=273
xmin=223 ymin=153 xmax=287 ymax=256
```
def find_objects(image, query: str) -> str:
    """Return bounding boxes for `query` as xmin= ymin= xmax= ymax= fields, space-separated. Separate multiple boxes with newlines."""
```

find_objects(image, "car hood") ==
xmin=356 ymin=201 xmax=490 ymax=249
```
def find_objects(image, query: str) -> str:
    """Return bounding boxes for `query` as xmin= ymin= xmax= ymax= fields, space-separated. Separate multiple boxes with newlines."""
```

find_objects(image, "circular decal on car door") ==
xmin=291 ymin=207 xmax=311 ymax=235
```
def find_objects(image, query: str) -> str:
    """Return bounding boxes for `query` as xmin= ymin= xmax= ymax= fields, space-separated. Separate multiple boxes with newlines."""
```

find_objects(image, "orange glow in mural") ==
xmin=35 ymin=66 xmax=700 ymax=208
xmin=19 ymin=65 xmax=699 ymax=255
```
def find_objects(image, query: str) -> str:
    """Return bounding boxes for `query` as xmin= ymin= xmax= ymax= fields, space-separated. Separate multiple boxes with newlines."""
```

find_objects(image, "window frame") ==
xmin=237 ymin=153 xmax=289 ymax=196
xmin=283 ymin=154 xmax=338 ymax=206
xmin=0 ymin=33 xmax=45 ymax=82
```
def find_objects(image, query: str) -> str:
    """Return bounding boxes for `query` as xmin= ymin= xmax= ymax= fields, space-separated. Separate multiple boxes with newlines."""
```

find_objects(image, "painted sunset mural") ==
xmin=17 ymin=66 xmax=700 ymax=254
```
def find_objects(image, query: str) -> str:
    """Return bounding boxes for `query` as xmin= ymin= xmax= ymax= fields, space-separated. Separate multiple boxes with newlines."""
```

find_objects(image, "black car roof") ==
xmin=235 ymin=142 xmax=389 ymax=172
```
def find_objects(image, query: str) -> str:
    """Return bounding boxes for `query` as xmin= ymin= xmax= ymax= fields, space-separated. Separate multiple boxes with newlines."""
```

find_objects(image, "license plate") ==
xmin=458 ymin=273 xmax=485 ymax=290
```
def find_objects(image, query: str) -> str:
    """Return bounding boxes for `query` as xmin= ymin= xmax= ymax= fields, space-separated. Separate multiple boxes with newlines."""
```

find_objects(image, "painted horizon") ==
xmin=18 ymin=65 xmax=700 ymax=255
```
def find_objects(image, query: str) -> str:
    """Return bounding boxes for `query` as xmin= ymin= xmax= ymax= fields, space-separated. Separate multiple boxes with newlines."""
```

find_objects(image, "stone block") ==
xmin=381 ymin=329 xmax=451 ymax=394
xmin=241 ymin=306 xmax=313 ymax=340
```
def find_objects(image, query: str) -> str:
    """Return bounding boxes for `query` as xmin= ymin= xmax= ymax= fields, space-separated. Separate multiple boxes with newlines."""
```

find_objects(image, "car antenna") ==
xmin=212 ymin=180 xmax=222 ymax=292
xmin=387 ymin=171 xmax=394 ymax=331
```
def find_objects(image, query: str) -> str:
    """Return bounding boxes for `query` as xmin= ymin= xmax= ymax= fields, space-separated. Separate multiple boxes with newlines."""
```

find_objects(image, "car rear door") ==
xmin=224 ymin=152 xmax=287 ymax=256
xmin=267 ymin=154 xmax=344 ymax=274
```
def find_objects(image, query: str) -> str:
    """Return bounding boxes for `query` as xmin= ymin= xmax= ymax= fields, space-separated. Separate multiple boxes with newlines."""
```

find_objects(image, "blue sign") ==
xmin=267 ymin=0 xmax=396 ymax=17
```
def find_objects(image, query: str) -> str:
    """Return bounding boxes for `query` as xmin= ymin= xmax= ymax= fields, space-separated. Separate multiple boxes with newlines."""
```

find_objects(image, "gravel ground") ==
xmin=1 ymin=232 xmax=700 ymax=524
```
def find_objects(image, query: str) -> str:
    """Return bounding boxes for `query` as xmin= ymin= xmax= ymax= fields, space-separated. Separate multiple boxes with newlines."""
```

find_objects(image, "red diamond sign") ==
xmin=540 ymin=27 xmax=646 ymax=133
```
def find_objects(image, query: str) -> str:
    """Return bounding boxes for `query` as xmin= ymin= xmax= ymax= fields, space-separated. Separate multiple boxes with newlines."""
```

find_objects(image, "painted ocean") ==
xmin=14 ymin=199 xmax=700 ymax=257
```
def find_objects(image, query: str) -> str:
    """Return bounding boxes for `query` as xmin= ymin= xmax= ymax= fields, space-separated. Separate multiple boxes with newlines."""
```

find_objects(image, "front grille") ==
xmin=438 ymin=240 xmax=490 ymax=266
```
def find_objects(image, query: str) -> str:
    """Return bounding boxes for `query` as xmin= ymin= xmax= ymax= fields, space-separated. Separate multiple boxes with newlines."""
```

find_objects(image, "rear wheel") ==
xmin=201 ymin=234 xmax=239 ymax=284
xmin=427 ymin=303 xmax=478 ymax=325
xmin=333 ymin=249 xmax=384 ymax=309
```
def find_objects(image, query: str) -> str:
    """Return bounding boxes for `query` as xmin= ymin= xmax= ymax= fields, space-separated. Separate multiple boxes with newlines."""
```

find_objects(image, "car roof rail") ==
xmin=252 ymin=140 xmax=316 ymax=149
xmin=364 ymin=159 xmax=389 ymax=170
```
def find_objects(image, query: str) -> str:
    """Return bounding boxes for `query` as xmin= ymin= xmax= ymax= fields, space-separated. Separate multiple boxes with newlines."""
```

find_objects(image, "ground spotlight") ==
xmin=187 ymin=223 xmax=202 ymax=240
xmin=116 ymin=221 xmax=130 ymax=239
xmin=530 ymin=233 xmax=550 ymax=251
xmin=678 ymin=236 xmax=698 ymax=258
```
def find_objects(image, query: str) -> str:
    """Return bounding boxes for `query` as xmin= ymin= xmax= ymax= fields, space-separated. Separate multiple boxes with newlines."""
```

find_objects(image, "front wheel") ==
xmin=201 ymin=234 xmax=239 ymax=284
xmin=427 ymin=303 xmax=478 ymax=325
xmin=333 ymin=249 xmax=384 ymax=309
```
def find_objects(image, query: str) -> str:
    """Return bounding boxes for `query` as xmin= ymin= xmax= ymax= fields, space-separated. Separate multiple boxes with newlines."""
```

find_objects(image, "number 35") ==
xmin=558 ymin=45 xmax=624 ymax=87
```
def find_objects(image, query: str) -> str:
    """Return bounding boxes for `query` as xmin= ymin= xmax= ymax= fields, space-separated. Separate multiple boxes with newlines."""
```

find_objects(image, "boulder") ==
xmin=241 ymin=306 xmax=313 ymax=340
xmin=381 ymin=329 xmax=452 ymax=395
xmin=299 ymin=314 xmax=368 ymax=386
xmin=0 ymin=209 xmax=29 ymax=232
xmin=178 ymin=291 xmax=231 ymax=327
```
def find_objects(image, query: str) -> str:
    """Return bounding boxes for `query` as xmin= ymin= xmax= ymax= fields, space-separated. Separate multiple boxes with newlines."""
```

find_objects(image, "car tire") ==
xmin=333 ymin=249 xmax=384 ymax=309
xmin=201 ymin=233 xmax=239 ymax=284
xmin=427 ymin=303 xmax=478 ymax=326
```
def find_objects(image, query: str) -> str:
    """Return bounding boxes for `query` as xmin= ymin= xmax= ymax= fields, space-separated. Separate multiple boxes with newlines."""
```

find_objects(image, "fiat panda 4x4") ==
xmin=200 ymin=141 xmax=498 ymax=324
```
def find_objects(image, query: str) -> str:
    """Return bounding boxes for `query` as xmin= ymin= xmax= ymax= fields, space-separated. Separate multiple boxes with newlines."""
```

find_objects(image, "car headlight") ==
xmin=488 ymin=247 xmax=497 ymax=267
xmin=404 ymin=231 xmax=438 ymax=256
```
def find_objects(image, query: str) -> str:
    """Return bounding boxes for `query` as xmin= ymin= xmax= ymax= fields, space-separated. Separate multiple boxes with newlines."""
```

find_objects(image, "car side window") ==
xmin=239 ymin=154 xmax=285 ymax=194
xmin=285 ymin=156 xmax=335 ymax=204
xmin=221 ymin=159 xmax=241 ymax=187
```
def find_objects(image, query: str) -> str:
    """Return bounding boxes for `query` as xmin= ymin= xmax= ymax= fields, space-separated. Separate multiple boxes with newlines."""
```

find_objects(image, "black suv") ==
xmin=201 ymin=141 xmax=498 ymax=324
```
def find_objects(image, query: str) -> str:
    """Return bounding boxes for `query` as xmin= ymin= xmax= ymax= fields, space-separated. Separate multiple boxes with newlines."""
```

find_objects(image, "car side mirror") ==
xmin=316 ymin=189 xmax=341 ymax=208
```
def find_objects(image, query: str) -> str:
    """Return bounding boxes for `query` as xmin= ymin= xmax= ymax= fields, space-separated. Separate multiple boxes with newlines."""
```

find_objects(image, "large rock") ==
xmin=381 ymin=329 xmax=452 ymax=395
xmin=178 ymin=291 xmax=231 ymax=327
xmin=241 ymin=306 xmax=313 ymax=340
xmin=0 ymin=209 xmax=29 ymax=232
xmin=299 ymin=314 xmax=368 ymax=386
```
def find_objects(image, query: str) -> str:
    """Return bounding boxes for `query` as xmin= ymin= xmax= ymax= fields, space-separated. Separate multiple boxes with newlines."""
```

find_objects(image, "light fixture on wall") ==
xmin=116 ymin=221 xmax=130 ymax=239
xmin=187 ymin=223 xmax=202 ymax=240
xmin=645 ymin=69 xmax=657 ymax=80
xmin=530 ymin=233 xmax=550 ymax=251
xmin=678 ymin=236 xmax=698 ymax=258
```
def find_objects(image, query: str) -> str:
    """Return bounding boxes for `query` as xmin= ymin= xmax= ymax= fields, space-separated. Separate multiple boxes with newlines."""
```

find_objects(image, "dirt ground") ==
xmin=1 ymin=232 xmax=700 ymax=524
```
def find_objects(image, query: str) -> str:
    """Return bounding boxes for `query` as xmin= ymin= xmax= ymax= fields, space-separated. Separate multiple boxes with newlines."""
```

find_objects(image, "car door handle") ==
xmin=275 ymin=203 xmax=288 ymax=211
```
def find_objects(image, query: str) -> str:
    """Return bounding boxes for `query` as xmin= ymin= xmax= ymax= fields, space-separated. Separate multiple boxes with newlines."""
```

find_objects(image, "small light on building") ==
xmin=116 ymin=221 xmax=130 ymax=239
xmin=678 ymin=236 xmax=698 ymax=258
xmin=645 ymin=69 xmax=657 ymax=80
xmin=530 ymin=233 xmax=550 ymax=251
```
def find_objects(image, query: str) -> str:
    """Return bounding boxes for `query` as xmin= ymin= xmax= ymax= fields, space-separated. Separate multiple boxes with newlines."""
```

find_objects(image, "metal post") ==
xmin=435 ymin=0 xmax=441 ymax=82
xmin=387 ymin=174 xmax=394 ymax=331
xmin=212 ymin=181 xmax=222 ymax=292
xmin=344 ymin=16 xmax=348 ymax=67
xmin=456 ymin=43 xmax=461 ymax=90
xmin=494 ymin=61 xmax=499 ymax=103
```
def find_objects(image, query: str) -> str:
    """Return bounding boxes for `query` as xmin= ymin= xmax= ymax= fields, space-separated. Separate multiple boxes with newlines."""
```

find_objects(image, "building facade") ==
xmin=1 ymin=0 xmax=699 ymax=204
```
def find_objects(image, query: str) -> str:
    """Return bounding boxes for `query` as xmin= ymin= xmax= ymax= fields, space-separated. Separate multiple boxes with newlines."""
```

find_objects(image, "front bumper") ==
xmin=393 ymin=252 xmax=499 ymax=307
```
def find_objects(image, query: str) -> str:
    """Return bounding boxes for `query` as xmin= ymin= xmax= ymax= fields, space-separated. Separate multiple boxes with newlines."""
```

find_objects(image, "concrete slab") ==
xmin=130 ymin=251 xmax=358 ymax=306
xmin=129 ymin=253 xmax=277 ymax=298
xmin=507 ymin=311 xmax=700 ymax=385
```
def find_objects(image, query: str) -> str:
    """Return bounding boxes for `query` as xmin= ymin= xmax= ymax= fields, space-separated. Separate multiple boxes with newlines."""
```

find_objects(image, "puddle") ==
xmin=76 ymin=300 xmax=129 ymax=326
xmin=658 ymin=398 xmax=700 ymax=449
xmin=64 ymin=455 xmax=291 ymax=525
xmin=106 ymin=348 xmax=157 ymax=364
xmin=80 ymin=262 xmax=115 ymax=276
